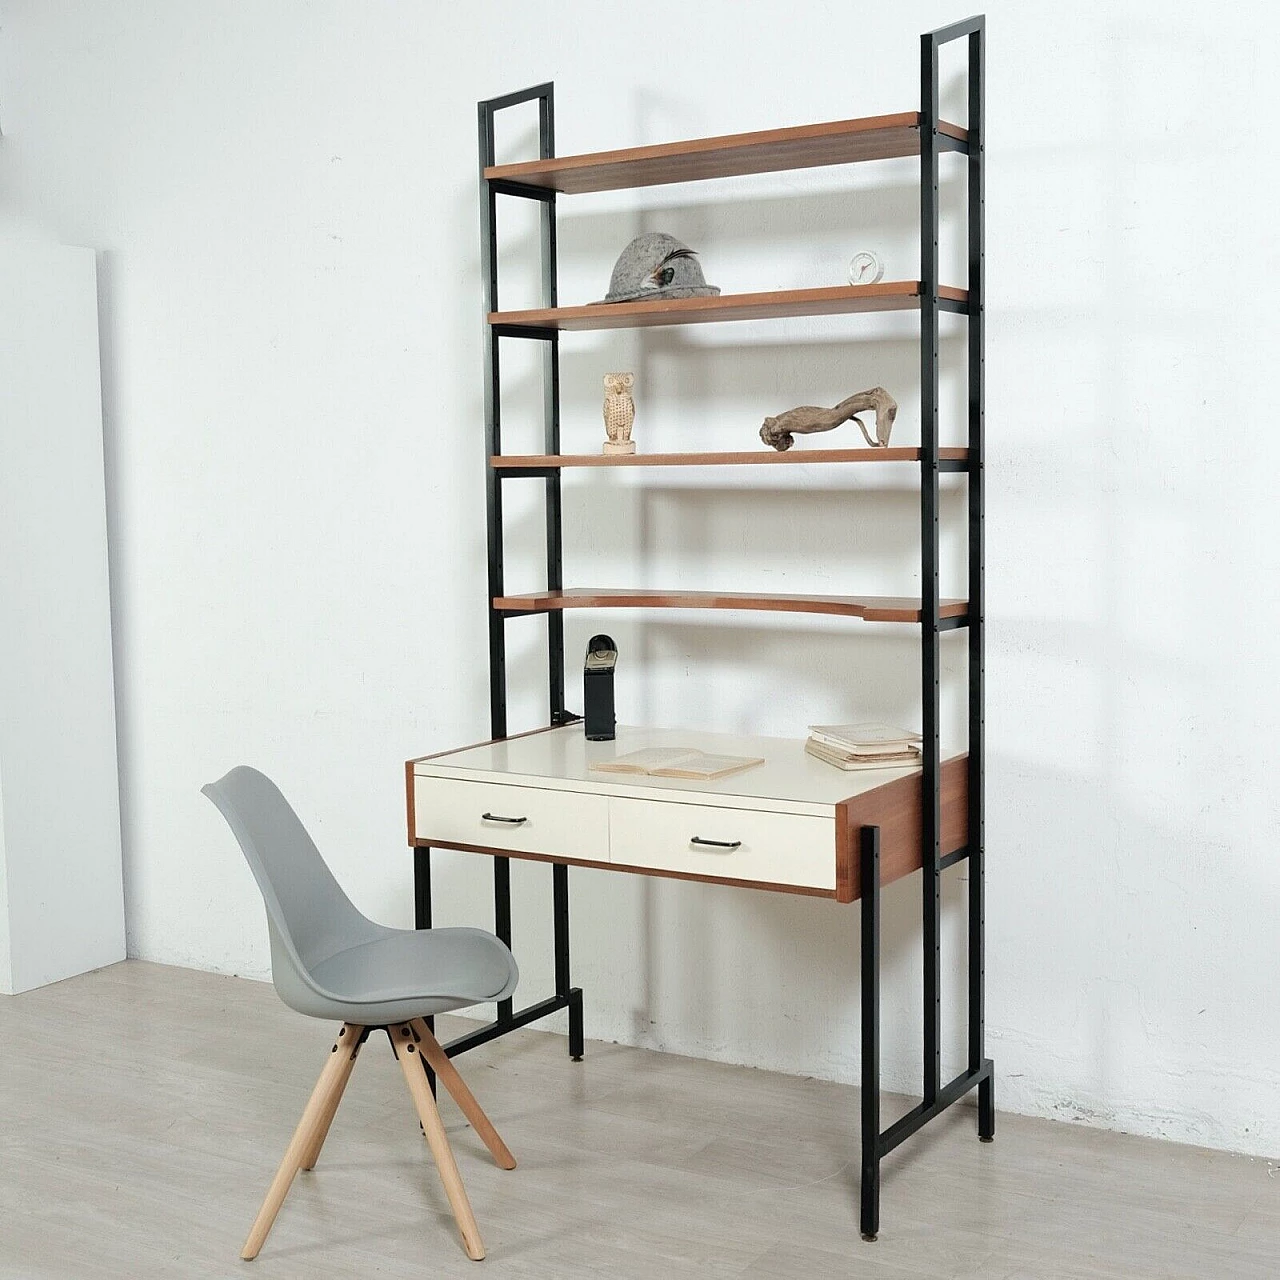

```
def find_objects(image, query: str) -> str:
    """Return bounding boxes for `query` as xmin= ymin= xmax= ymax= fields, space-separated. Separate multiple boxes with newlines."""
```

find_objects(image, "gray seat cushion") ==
xmin=304 ymin=926 xmax=518 ymax=1025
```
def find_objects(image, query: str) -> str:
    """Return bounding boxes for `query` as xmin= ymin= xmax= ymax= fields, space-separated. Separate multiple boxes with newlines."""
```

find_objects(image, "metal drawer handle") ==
xmin=690 ymin=836 xmax=741 ymax=850
xmin=481 ymin=812 xmax=528 ymax=825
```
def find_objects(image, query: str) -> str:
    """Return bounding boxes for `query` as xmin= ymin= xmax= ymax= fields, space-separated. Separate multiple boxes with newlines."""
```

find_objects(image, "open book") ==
xmin=590 ymin=746 xmax=764 ymax=781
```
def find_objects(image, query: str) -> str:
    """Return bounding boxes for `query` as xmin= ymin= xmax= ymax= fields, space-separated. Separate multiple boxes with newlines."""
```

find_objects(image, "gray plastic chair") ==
xmin=203 ymin=765 xmax=519 ymax=1263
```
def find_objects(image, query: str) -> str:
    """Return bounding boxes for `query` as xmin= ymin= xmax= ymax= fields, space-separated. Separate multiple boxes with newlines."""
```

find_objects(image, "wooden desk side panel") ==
xmin=835 ymin=756 xmax=969 ymax=903
xmin=405 ymin=759 xmax=416 ymax=846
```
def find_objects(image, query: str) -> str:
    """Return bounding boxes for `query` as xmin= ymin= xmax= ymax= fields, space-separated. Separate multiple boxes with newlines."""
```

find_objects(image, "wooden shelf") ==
xmin=491 ymin=282 xmax=967 ymax=333
xmin=492 ymin=447 xmax=969 ymax=470
xmin=493 ymin=588 xmax=967 ymax=623
xmin=484 ymin=112 xmax=968 ymax=195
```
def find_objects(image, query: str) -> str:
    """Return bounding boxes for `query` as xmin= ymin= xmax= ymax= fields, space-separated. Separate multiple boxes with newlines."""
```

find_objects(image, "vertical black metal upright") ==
xmin=423 ymin=82 xmax=585 ymax=1065
xmin=919 ymin=24 xmax=944 ymax=1115
xmin=858 ymin=13 xmax=994 ymax=1243
xmin=968 ymin=18 xmax=996 ymax=1144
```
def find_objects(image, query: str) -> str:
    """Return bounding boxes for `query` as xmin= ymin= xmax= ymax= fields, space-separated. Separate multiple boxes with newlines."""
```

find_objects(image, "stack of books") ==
xmin=805 ymin=722 xmax=923 ymax=771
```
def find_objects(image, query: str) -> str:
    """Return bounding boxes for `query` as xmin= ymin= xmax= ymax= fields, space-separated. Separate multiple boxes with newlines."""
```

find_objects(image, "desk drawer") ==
xmin=608 ymin=798 xmax=836 ymax=891
xmin=414 ymin=776 xmax=608 ymax=860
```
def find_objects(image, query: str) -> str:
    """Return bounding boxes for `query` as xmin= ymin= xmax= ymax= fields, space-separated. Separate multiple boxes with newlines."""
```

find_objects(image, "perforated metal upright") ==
xmin=858 ymin=13 xmax=993 ymax=1242
xmin=414 ymin=83 xmax=584 ymax=1067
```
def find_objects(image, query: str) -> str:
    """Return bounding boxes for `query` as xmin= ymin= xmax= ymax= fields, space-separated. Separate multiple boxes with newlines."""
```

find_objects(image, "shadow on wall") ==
xmin=93 ymin=249 xmax=142 ymax=956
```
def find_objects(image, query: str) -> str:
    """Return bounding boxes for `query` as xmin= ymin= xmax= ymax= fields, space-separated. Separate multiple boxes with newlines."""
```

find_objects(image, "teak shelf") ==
xmin=491 ymin=447 xmax=969 ymax=470
xmin=491 ymin=282 xmax=969 ymax=333
xmin=412 ymin=14 xmax=991 ymax=1249
xmin=491 ymin=589 xmax=968 ymax=624
xmin=484 ymin=111 xmax=968 ymax=194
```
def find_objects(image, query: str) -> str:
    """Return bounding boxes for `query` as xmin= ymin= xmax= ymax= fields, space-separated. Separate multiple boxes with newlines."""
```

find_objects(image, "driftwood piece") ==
xmin=759 ymin=387 xmax=898 ymax=451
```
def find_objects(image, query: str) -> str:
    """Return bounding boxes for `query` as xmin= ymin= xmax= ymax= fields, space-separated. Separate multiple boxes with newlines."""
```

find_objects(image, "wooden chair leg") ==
xmin=299 ymin=1028 xmax=363 ymax=1171
xmin=410 ymin=1017 xmax=517 ymax=1170
xmin=392 ymin=1023 xmax=486 ymax=1261
xmin=242 ymin=1023 xmax=364 ymax=1261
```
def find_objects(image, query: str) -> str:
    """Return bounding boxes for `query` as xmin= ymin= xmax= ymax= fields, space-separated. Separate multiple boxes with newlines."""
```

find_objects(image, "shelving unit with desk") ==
xmin=406 ymin=14 xmax=992 ymax=1240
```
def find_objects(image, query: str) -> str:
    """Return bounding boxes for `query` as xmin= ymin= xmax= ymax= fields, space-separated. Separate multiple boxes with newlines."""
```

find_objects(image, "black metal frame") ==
xmin=859 ymin=13 xmax=993 ymax=1242
xmin=412 ymin=84 xmax=583 ymax=1081
xmin=413 ymin=17 xmax=991 ymax=1240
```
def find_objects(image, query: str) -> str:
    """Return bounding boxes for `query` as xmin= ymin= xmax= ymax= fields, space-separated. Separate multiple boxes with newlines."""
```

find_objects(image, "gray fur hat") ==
xmin=598 ymin=232 xmax=720 ymax=303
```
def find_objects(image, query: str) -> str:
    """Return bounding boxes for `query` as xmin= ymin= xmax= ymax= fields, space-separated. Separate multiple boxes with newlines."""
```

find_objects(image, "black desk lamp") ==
xmin=583 ymin=634 xmax=617 ymax=741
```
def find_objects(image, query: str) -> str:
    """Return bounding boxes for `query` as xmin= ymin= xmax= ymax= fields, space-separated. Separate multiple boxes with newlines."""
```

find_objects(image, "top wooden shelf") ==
xmin=484 ymin=112 xmax=969 ymax=195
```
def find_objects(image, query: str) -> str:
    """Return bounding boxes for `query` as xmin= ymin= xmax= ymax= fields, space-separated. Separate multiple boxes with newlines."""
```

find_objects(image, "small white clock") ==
xmin=848 ymin=251 xmax=885 ymax=286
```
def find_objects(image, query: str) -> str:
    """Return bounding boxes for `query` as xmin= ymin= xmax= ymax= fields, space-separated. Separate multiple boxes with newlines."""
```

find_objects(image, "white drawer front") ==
xmin=608 ymin=798 xmax=836 ymax=891
xmin=414 ymin=776 xmax=608 ymax=860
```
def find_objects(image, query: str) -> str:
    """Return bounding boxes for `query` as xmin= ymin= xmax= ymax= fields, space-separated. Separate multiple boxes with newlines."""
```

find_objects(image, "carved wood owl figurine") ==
xmin=602 ymin=371 xmax=636 ymax=454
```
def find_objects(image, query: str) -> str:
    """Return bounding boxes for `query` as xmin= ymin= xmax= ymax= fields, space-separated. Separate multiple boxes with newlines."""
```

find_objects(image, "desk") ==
xmin=406 ymin=724 xmax=993 ymax=1239
xmin=408 ymin=724 xmax=967 ymax=900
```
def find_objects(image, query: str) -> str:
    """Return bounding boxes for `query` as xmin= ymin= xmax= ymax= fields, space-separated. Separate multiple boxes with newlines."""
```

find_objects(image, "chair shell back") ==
xmin=202 ymin=765 xmax=379 ymax=1015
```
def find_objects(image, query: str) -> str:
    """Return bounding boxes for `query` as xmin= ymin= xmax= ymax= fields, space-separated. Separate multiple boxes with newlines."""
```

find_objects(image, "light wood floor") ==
xmin=0 ymin=961 xmax=1275 ymax=1279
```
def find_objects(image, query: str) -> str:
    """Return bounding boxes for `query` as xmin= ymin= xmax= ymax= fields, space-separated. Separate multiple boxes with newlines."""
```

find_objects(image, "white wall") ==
xmin=2 ymin=0 xmax=1277 ymax=1156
